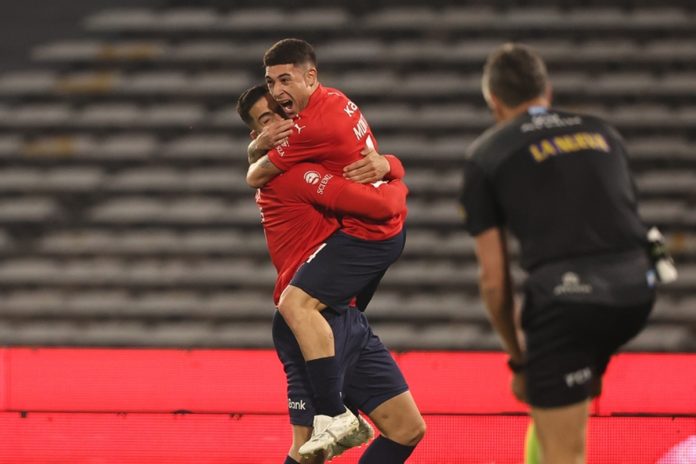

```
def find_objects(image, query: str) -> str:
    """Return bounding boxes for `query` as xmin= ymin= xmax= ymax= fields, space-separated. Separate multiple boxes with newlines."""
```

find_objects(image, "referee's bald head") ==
xmin=482 ymin=43 xmax=549 ymax=109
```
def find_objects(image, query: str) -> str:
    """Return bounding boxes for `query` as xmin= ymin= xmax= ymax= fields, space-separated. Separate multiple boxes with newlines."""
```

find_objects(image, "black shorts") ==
xmin=290 ymin=229 xmax=406 ymax=312
xmin=522 ymin=299 xmax=654 ymax=408
xmin=272 ymin=308 xmax=409 ymax=426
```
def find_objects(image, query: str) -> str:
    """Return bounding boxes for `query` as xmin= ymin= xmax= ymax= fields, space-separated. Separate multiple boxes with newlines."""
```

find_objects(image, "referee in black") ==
xmin=460 ymin=43 xmax=656 ymax=463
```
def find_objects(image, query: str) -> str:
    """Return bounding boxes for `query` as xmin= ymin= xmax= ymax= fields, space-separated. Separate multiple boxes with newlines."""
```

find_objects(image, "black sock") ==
xmin=359 ymin=436 xmax=416 ymax=464
xmin=283 ymin=456 xmax=299 ymax=464
xmin=305 ymin=356 xmax=344 ymax=417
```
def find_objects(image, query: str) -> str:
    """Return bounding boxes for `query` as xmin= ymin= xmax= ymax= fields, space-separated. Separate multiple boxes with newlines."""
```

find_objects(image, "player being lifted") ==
xmin=243 ymin=38 xmax=425 ymax=462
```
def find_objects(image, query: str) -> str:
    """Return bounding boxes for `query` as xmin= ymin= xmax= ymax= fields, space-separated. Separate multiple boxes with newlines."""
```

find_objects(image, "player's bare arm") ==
xmin=247 ymin=119 xmax=294 ymax=164
xmin=343 ymin=146 xmax=391 ymax=184
xmin=246 ymin=155 xmax=283 ymax=188
xmin=473 ymin=228 xmax=525 ymax=401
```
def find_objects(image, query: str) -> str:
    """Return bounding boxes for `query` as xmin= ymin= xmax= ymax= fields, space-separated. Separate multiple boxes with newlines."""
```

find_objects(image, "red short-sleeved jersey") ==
xmin=267 ymin=84 xmax=404 ymax=240
xmin=256 ymin=159 xmax=407 ymax=304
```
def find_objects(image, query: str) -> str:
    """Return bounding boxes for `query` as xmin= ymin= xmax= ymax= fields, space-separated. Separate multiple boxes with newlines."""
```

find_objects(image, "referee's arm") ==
xmin=473 ymin=228 xmax=524 ymax=366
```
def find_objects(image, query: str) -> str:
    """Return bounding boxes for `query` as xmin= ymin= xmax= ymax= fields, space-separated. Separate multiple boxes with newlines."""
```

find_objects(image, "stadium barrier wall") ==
xmin=0 ymin=349 xmax=694 ymax=463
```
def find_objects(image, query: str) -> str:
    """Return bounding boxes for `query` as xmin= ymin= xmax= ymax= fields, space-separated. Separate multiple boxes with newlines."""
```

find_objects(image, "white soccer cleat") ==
xmin=328 ymin=413 xmax=375 ymax=460
xmin=298 ymin=408 xmax=360 ymax=460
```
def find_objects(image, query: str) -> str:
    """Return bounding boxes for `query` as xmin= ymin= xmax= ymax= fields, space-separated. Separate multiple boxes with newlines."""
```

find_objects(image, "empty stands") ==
xmin=0 ymin=1 xmax=694 ymax=349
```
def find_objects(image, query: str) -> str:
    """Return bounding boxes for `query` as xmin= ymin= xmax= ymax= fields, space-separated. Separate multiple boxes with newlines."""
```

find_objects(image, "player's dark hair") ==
xmin=263 ymin=38 xmax=317 ymax=68
xmin=483 ymin=43 xmax=549 ymax=108
xmin=236 ymin=84 xmax=269 ymax=126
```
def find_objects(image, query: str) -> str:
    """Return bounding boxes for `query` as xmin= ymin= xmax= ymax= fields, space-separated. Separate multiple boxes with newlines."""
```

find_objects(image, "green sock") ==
xmin=524 ymin=421 xmax=542 ymax=464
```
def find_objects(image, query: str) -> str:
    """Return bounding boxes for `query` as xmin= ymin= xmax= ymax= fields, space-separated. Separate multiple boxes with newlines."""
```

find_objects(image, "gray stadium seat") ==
xmin=576 ymin=40 xmax=640 ymax=62
xmin=190 ymin=72 xmax=251 ymax=95
xmin=439 ymin=7 xmax=498 ymax=28
xmin=644 ymin=41 xmax=696 ymax=62
xmin=317 ymin=40 xmax=387 ymax=63
xmin=624 ymin=325 xmax=695 ymax=351
xmin=638 ymin=200 xmax=688 ymax=224
xmin=289 ymin=8 xmax=350 ymax=30
xmin=98 ymin=134 xmax=158 ymax=160
xmin=123 ymin=72 xmax=189 ymax=95
xmin=629 ymin=8 xmax=692 ymax=28
xmin=566 ymin=8 xmax=626 ymax=28
xmin=163 ymin=135 xmax=242 ymax=159
xmin=626 ymin=136 xmax=694 ymax=161
xmin=365 ymin=7 xmax=439 ymax=29
xmin=2 ymin=290 xmax=68 ymax=315
xmin=326 ymin=71 xmax=397 ymax=97
xmin=141 ymin=104 xmax=205 ymax=127
xmin=85 ymin=9 xmax=158 ymax=31
xmin=6 ymin=104 xmax=73 ymax=127
xmin=0 ymin=198 xmax=59 ymax=222
xmin=79 ymin=104 xmax=141 ymax=127
xmin=503 ymin=8 xmax=565 ymax=27
xmin=223 ymin=8 xmax=287 ymax=30
xmin=0 ymin=71 xmax=56 ymax=95
xmin=158 ymin=9 xmax=219 ymax=30
xmin=106 ymin=169 xmax=187 ymax=192
xmin=90 ymin=197 xmax=166 ymax=223
xmin=636 ymin=171 xmax=696 ymax=195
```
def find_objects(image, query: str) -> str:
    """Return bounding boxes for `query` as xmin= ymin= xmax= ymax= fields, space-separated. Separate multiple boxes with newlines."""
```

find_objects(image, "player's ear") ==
xmin=304 ymin=67 xmax=318 ymax=87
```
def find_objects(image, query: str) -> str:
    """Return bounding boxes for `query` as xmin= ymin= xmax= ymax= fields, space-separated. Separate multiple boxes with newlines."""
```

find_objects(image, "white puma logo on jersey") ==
xmin=294 ymin=123 xmax=306 ymax=134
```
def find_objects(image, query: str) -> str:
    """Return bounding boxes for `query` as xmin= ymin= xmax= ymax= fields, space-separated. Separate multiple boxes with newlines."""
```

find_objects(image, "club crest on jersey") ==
xmin=304 ymin=171 xmax=321 ymax=185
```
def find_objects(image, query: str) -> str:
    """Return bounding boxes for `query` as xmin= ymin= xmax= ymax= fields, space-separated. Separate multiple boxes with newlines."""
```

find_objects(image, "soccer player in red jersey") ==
xmin=242 ymin=39 xmax=414 ymax=457
xmin=237 ymin=85 xmax=425 ymax=463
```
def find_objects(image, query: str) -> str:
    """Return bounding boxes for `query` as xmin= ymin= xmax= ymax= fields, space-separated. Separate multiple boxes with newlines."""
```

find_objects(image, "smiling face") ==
xmin=265 ymin=63 xmax=317 ymax=118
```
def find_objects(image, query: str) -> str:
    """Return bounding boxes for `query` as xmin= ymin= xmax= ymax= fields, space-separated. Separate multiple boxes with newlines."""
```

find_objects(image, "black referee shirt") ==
xmin=460 ymin=107 xmax=647 ymax=272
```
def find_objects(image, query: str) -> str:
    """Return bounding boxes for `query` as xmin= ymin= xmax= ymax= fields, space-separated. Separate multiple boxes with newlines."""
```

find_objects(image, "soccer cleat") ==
xmin=298 ymin=408 xmax=360 ymax=460
xmin=328 ymin=413 xmax=375 ymax=460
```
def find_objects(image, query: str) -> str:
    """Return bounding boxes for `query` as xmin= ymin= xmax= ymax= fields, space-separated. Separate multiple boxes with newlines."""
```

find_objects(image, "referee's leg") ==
xmin=530 ymin=401 xmax=589 ymax=464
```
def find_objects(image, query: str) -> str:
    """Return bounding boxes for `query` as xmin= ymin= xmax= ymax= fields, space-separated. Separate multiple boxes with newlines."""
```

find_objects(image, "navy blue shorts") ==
xmin=290 ymin=229 xmax=406 ymax=312
xmin=273 ymin=308 xmax=409 ymax=426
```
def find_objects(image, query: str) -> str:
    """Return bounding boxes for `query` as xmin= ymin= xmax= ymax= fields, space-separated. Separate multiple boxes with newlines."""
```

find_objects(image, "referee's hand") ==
xmin=512 ymin=372 xmax=528 ymax=403
xmin=343 ymin=147 xmax=390 ymax=184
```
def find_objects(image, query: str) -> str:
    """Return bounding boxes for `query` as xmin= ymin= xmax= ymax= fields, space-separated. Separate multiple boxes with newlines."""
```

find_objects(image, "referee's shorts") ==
xmin=522 ymin=298 xmax=654 ymax=408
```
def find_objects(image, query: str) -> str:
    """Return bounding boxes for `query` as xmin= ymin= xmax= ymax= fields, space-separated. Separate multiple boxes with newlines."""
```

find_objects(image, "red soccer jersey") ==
xmin=266 ymin=84 xmax=404 ymax=241
xmin=256 ymin=157 xmax=407 ymax=304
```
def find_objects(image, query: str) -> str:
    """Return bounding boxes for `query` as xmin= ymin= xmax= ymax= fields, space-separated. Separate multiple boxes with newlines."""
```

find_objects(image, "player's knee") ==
xmin=409 ymin=417 xmax=427 ymax=446
xmin=277 ymin=297 xmax=310 ymax=327
xmin=277 ymin=297 xmax=300 ymax=324
xmin=392 ymin=416 xmax=426 ymax=447
xmin=278 ymin=288 xmax=323 ymax=324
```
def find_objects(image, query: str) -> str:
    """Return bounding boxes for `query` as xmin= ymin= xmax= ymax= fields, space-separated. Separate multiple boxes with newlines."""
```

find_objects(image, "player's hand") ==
xmin=343 ymin=147 xmax=390 ymax=184
xmin=511 ymin=372 xmax=527 ymax=403
xmin=254 ymin=119 xmax=294 ymax=151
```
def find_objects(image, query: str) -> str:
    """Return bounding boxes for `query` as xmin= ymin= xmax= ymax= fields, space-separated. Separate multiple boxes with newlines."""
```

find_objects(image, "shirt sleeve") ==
xmin=266 ymin=121 xmax=333 ymax=172
xmin=460 ymin=158 xmax=504 ymax=236
xmin=383 ymin=154 xmax=405 ymax=180
xmin=288 ymin=163 xmax=407 ymax=220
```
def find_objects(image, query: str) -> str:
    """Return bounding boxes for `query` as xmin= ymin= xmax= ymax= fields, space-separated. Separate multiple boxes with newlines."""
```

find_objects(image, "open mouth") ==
xmin=278 ymin=99 xmax=294 ymax=114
